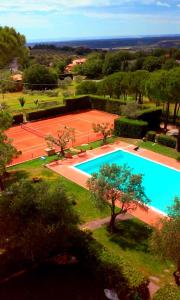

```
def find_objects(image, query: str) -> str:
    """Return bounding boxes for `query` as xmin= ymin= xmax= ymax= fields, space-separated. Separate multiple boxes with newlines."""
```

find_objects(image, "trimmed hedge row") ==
xmin=26 ymin=95 xmax=124 ymax=121
xmin=89 ymin=95 xmax=125 ymax=114
xmin=136 ymin=108 xmax=162 ymax=131
xmin=146 ymin=131 xmax=156 ymax=142
xmin=114 ymin=117 xmax=148 ymax=138
xmin=153 ymin=285 xmax=180 ymax=300
xmin=71 ymin=231 xmax=149 ymax=300
xmin=13 ymin=114 xmax=24 ymax=125
xmin=157 ymin=134 xmax=176 ymax=149
xmin=27 ymin=105 xmax=68 ymax=121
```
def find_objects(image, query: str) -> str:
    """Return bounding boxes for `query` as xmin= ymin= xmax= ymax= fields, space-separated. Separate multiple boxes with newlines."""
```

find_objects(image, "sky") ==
xmin=0 ymin=0 xmax=179 ymax=41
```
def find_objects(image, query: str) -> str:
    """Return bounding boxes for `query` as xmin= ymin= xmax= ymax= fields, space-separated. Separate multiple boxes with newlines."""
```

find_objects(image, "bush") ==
xmin=13 ymin=113 xmax=23 ymax=125
xmin=71 ymin=231 xmax=149 ymax=300
xmin=146 ymin=131 xmax=156 ymax=142
xmin=76 ymin=81 xmax=97 ymax=95
xmin=153 ymin=285 xmax=180 ymax=300
xmin=136 ymin=108 xmax=162 ymax=130
xmin=157 ymin=134 xmax=176 ymax=148
xmin=115 ymin=117 xmax=148 ymax=138
xmin=23 ymin=64 xmax=58 ymax=90
xmin=90 ymin=95 xmax=124 ymax=114
xmin=177 ymin=156 xmax=180 ymax=162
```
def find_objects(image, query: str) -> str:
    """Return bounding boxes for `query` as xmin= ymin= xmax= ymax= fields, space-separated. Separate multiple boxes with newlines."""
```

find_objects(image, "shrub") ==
xmin=76 ymin=81 xmax=97 ymax=95
xmin=177 ymin=156 xmax=180 ymax=162
xmin=153 ymin=285 xmax=180 ymax=300
xmin=114 ymin=117 xmax=148 ymax=138
xmin=13 ymin=114 xmax=23 ymax=125
xmin=157 ymin=134 xmax=176 ymax=148
xmin=146 ymin=131 xmax=156 ymax=142
xmin=90 ymin=95 xmax=124 ymax=114
xmin=71 ymin=231 xmax=149 ymax=300
xmin=136 ymin=108 xmax=162 ymax=130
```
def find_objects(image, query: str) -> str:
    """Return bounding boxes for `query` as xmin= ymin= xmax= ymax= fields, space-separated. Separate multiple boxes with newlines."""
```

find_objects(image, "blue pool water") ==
xmin=75 ymin=150 xmax=180 ymax=214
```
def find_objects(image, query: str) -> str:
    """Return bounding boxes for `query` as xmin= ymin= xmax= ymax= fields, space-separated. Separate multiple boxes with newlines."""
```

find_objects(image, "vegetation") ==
xmin=157 ymin=134 xmax=177 ymax=149
xmin=92 ymin=122 xmax=113 ymax=145
xmin=87 ymin=164 xmax=150 ymax=231
xmin=23 ymin=64 xmax=58 ymax=90
xmin=115 ymin=117 xmax=148 ymax=138
xmin=0 ymin=180 xmax=79 ymax=264
xmin=153 ymin=285 xmax=180 ymax=300
xmin=45 ymin=126 xmax=75 ymax=157
xmin=0 ymin=26 xmax=29 ymax=67
xmin=150 ymin=197 xmax=180 ymax=286
xmin=0 ymin=110 xmax=19 ymax=190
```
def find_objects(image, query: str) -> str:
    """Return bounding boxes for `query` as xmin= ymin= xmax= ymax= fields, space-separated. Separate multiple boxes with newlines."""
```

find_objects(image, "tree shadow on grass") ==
xmin=4 ymin=170 xmax=29 ymax=188
xmin=109 ymin=219 xmax=152 ymax=252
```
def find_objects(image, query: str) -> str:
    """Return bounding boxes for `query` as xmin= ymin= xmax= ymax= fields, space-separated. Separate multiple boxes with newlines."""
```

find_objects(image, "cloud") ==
xmin=156 ymin=1 xmax=171 ymax=7
xmin=0 ymin=0 xmax=177 ymax=13
xmin=83 ymin=11 xmax=180 ymax=24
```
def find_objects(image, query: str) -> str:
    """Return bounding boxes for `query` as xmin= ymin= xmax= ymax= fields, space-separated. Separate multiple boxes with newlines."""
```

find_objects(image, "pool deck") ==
xmin=47 ymin=141 xmax=180 ymax=227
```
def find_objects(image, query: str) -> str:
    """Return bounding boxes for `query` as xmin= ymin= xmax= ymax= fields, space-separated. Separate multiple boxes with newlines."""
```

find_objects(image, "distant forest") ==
xmin=28 ymin=35 xmax=180 ymax=50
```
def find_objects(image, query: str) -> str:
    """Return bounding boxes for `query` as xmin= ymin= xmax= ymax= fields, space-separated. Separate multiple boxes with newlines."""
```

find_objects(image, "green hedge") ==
xmin=115 ymin=117 xmax=148 ymax=138
xmin=136 ymin=108 xmax=162 ymax=131
xmin=71 ymin=231 xmax=149 ymax=300
xmin=13 ymin=114 xmax=23 ymax=125
xmin=153 ymin=285 xmax=180 ymax=300
xmin=89 ymin=95 xmax=124 ymax=114
xmin=27 ymin=105 xmax=68 ymax=121
xmin=65 ymin=96 xmax=91 ymax=111
xmin=157 ymin=134 xmax=176 ymax=149
xmin=146 ymin=131 xmax=156 ymax=142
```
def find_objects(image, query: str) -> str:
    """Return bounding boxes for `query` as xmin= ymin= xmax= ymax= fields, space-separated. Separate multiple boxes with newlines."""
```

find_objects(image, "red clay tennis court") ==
xmin=6 ymin=110 xmax=118 ymax=165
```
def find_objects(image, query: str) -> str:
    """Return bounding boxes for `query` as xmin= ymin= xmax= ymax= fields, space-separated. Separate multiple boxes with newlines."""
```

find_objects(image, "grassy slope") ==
xmin=93 ymin=221 xmax=175 ymax=287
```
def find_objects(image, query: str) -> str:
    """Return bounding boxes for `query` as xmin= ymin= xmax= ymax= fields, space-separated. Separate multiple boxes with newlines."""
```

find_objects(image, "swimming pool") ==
xmin=74 ymin=149 xmax=180 ymax=214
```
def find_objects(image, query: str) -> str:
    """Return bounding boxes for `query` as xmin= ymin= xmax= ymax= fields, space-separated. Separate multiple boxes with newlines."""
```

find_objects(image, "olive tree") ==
xmin=87 ymin=164 xmax=150 ymax=231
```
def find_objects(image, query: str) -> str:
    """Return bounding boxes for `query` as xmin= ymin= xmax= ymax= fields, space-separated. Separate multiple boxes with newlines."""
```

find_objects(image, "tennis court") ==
xmin=6 ymin=110 xmax=118 ymax=165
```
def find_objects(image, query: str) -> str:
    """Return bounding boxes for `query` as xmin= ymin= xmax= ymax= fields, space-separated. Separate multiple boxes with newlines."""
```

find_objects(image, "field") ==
xmin=1 ymin=83 xmax=76 ymax=113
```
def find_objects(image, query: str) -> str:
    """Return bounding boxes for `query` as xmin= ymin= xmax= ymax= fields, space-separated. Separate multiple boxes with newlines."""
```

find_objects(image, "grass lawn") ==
xmin=139 ymin=141 xmax=179 ymax=160
xmin=119 ymin=137 xmax=179 ymax=160
xmin=93 ymin=220 xmax=175 ymax=287
xmin=1 ymin=82 xmax=77 ymax=113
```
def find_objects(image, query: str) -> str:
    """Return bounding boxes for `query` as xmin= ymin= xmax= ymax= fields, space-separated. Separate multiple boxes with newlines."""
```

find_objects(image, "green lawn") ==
xmin=119 ymin=137 xmax=179 ymax=160
xmin=93 ymin=221 xmax=175 ymax=287
xmin=140 ymin=141 xmax=179 ymax=160
xmin=1 ymin=83 xmax=77 ymax=113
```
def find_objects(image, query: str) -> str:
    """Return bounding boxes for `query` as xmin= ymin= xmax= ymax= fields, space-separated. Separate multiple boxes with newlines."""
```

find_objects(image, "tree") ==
xmin=145 ymin=70 xmax=170 ymax=131
xmin=0 ymin=110 xmax=19 ymax=190
xmin=18 ymin=96 xmax=25 ymax=108
xmin=121 ymin=102 xmax=141 ymax=119
xmin=143 ymin=56 xmax=162 ymax=72
xmin=0 ymin=132 xmax=19 ymax=190
xmin=0 ymin=180 xmax=79 ymax=264
xmin=76 ymin=80 xmax=97 ymax=95
xmin=150 ymin=197 xmax=180 ymax=286
xmin=130 ymin=70 xmax=150 ymax=103
xmin=0 ymin=26 xmax=28 ymax=67
xmin=92 ymin=123 xmax=113 ymax=145
xmin=0 ymin=110 xmax=13 ymax=130
xmin=87 ymin=164 xmax=149 ymax=231
xmin=23 ymin=64 xmax=58 ymax=90
xmin=45 ymin=126 xmax=75 ymax=157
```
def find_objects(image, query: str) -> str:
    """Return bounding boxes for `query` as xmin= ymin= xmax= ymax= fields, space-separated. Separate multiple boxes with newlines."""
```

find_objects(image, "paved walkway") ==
xmin=80 ymin=213 xmax=133 ymax=230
